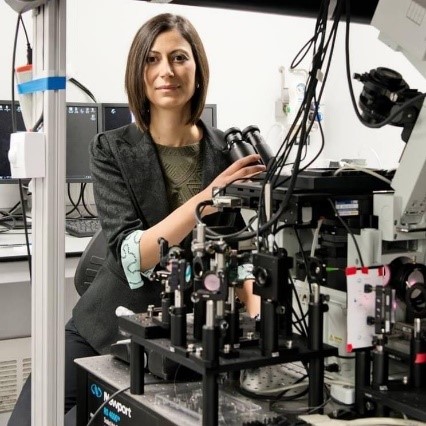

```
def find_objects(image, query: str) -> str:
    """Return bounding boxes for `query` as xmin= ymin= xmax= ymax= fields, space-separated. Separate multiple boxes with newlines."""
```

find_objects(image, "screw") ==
xmin=147 ymin=305 xmax=154 ymax=318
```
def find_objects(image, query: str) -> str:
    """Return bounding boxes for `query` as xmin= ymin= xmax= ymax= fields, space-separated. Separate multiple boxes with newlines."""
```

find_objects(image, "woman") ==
xmin=73 ymin=12 xmax=264 ymax=357
xmin=9 ymin=13 xmax=264 ymax=424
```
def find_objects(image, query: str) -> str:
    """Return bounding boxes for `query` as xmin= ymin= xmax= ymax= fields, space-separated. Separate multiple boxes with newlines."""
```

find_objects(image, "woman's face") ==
xmin=144 ymin=29 xmax=197 ymax=114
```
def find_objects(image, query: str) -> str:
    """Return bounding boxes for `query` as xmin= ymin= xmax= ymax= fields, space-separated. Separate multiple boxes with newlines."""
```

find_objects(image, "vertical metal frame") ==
xmin=31 ymin=0 xmax=66 ymax=424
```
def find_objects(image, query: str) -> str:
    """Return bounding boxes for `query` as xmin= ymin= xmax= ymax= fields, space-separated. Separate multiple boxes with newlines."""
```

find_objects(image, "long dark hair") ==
xmin=125 ymin=13 xmax=209 ymax=131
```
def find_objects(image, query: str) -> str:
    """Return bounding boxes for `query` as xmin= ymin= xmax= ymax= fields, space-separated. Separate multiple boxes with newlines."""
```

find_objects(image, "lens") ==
xmin=203 ymin=272 xmax=221 ymax=292
xmin=389 ymin=257 xmax=426 ymax=317
xmin=242 ymin=125 xmax=274 ymax=166
xmin=224 ymin=127 xmax=257 ymax=163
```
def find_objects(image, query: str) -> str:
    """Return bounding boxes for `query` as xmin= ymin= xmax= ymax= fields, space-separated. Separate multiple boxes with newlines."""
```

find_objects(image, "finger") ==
xmin=225 ymin=154 xmax=262 ymax=175
xmin=233 ymin=170 xmax=265 ymax=184
xmin=236 ymin=164 xmax=266 ymax=178
xmin=227 ymin=165 xmax=265 ymax=186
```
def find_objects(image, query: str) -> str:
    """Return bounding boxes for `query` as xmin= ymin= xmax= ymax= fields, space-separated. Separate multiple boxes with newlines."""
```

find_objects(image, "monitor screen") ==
xmin=201 ymin=104 xmax=217 ymax=127
xmin=102 ymin=103 xmax=132 ymax=131
xmin=0 ymin=101 xmax=26 ymax=183
xmin=66 ymin=103 xmax=101 ymax=183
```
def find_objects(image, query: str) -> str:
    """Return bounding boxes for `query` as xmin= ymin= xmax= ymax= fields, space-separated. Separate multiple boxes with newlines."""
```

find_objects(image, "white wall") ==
xmin=0 ymin=0 xmax=425 ymax=208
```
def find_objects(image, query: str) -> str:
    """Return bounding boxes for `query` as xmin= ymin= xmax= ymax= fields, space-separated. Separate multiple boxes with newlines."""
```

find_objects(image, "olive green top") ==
xmin=155 ymin=142 xmax=202 ymax=212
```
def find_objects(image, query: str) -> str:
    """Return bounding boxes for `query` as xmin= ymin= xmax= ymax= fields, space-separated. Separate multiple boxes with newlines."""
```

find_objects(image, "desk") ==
xmin=0 ymin=230 xmax=90 ymax=421
xmin=0 ymin=229 xmax=91 ymax=261
xmin=0 ymin=230 xmax=91 ymax=339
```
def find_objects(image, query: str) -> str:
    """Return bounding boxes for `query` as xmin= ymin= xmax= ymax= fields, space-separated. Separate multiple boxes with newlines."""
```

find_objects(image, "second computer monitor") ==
xmin=201 ymin=104 xmax=217 ymax=128
xmin=66 ymin=103 xmax=101 ymax=183
xmin=102 ymin=103 xmax=132 ymax=131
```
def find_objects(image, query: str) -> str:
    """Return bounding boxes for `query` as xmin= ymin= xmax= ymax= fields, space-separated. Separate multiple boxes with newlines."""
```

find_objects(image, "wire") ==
xmin=293 ymin=227 xmax=313 ymax=288
xmin=188 ymin=0 xmax=344 ymax=246
xmin=86 ymin=385 xmax=130 ymax=426
xmin=11 ymin=13 xmax=21 ymax=132
xmin=66 ymin=183 xmax=83 ymax=217
xmin=289 ymin=275 xmax=309 ymax=337
xmin=253 ymin=0 xmax=344 ymax=243
xmin=19 ymin=180 xmax=32 ymax=278
xmin=10 ymin=12 xmax=32 ymax=277
xmin=6 ymin=201 xmax=21 ymax=215
xmin=19 ymin=15 xmax=32 ymax=65
xmin=68 ymin=77 xmax=98 ymax=103
xmin=81 ymin=183 xmax=98 ymax=218
xmin=333 ymin=162 xmax=392 ymax=185
xmin=31 ymin=113 xmax=44 ymax=132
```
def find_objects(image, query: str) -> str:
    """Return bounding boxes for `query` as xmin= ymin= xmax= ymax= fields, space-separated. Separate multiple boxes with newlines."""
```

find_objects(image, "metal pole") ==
xmin=32 ymin=1 xmax=66 ymax=424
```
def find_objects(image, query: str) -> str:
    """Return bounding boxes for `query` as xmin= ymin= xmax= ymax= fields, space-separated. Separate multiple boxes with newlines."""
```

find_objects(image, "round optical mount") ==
xmin=203 ymin=272 xmax=221 ymax=292
xmin=254 ymin=266 xmax=269 ymax=287
xmin=389 ymin=258 xmax=426 ymax=317
xmin=406 ymin=283 xmax=426 ymax=318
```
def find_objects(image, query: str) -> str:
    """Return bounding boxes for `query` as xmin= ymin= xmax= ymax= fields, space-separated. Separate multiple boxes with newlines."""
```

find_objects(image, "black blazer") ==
xmin=72 ymin=121 xmax=235 ymax=354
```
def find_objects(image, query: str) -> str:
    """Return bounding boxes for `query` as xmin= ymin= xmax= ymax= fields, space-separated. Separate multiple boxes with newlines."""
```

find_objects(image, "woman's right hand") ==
xmin=198 ymin=153 xmax=266 ymax=215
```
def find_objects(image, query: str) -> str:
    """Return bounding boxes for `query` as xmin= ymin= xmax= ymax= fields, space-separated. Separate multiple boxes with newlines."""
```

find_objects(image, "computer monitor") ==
xmin=201 ymin=104 xmax=217 ymax=127
xmin=0 ymin=101 xmax=26 ymax=183
xmin=66 ymin=102 xmax=101 ymax=183
xmin=102 ymin=103 xmax=132 ymax=131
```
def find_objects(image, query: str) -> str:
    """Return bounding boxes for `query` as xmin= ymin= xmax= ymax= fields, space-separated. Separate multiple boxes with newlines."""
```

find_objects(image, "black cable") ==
xmin=11 ymin=13 xmax=21 ymax=132
xmin=252 ymin=0 xmax=344 ymax=243
xmin=7 ymin=201 xmax=21 ymax=215
xmin=10 ymin=12 xmax=32 ymax=277
xmin=19 ymin=15 xmax=32 ymax=65
xmin=195 ymin=200 xmax=213 ymax=224
xmin=81 ymin=183 xmax=97 ymax=218
xmin=18 ymin=181 xmax=32 ymax=278
xmin=196 ymin=7 xmax=337 ymax=244
xmin=68 ymin=77 xmax=98 ymax=103
xmin=269 ymin=0 xmax=340 ymax=181
xmin=289 ymin=275 xmax=309 ymax=338
xmin=188 ymin=0 xmax=344 ymax=245
xmin=31 ymin=112 xmax=43 ymax=132
xmin=292 ymin=227 xmax=313 ymax=291
xmin=291 ymin=316 xmax=307 ymax=338
xmin=327 ymin=198 xmax=365 ymax=267
xmin=66 ymin=183 xmax=83 ymax=217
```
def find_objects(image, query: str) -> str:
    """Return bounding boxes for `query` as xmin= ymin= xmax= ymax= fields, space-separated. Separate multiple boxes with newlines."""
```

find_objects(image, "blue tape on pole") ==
xmin=17 ymin=76 xmax=66 ymax=94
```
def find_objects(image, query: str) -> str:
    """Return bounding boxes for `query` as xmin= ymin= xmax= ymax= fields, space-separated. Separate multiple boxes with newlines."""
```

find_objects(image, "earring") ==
xmin=196 ymin=83 xmax=200 ymax=89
